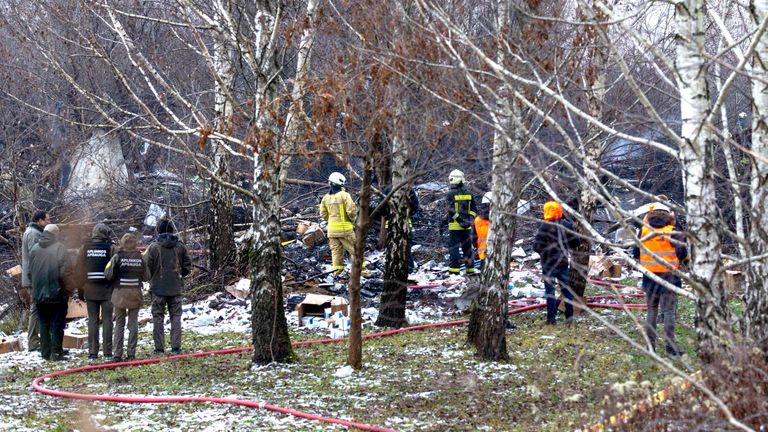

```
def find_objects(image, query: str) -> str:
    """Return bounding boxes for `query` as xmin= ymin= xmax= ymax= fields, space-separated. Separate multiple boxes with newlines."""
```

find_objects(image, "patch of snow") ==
xmin=333 ymin=365 xmax=354 ymax=378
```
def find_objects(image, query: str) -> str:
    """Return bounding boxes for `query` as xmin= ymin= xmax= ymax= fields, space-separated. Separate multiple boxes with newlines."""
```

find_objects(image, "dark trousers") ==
xmin=87 ymin=299 xmax=113 ymax=357
xmin=152 ymin=294 xmax=183 ymax=352
xmin=37 ymin=302 xmax=67 ymax=360
xmin=543 ymin=266 xmax=573 ymax=323
xmin=448 ymin=229 xmax=474 ymax=274
xmin=643 ymin=274 xmax=679 ymax=352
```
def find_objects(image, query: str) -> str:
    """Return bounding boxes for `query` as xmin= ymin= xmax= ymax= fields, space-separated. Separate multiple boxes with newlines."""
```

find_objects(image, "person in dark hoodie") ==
xmin=77 ymin=223 xmax=119 ymax=360
xmin=632 ymin=207 xmax=688 ymax=358
xmin=21 ymin=210 xmax=50 ymax=351
xmin=28 ymin=224 xmax=71 ymax=361
xmin=533 ymin=201 xmax=580 ymax=325
xmin=145 ymin=219 xmax=191 ymax=355
xmin=105 ymin=233 xmax=149 ymax=361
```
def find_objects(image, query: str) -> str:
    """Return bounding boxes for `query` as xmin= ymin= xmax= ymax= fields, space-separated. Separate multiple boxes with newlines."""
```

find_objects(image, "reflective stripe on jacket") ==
xmin=639 ymin=225 xmax=679 ymax=273
xmin=474 ymin=216 xmax=489 ymax=260
xmin=320 ymin=190 xmax=357 ymax=236
xmin=449 ymin=194 xmax=475 ymax=231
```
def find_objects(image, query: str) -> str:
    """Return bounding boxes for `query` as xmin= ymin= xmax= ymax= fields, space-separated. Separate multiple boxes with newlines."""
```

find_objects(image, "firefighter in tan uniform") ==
xmin=320 ymin=172 xmax=370 ymax=277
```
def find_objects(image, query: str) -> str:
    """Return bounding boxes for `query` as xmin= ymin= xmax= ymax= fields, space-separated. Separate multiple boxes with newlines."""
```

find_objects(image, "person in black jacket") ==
xmin=76 ymin=223 xmax=119 ymax=360
xmin=145 ymin=219 xmax=191 ymax=355
xmin=533 ymin=201 xmax=580 ymax=324
xmin=441 ymin=170 xmax=477 ymax=275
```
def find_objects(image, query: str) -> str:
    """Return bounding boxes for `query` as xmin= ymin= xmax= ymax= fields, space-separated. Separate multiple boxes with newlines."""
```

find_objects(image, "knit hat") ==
xmin=120 ymin=233 xmax=138 ymax=251
xmin=44 ymin=224 xmax=60 ymax=236
xmin=157 ymin=218 xmax=175 ymax=234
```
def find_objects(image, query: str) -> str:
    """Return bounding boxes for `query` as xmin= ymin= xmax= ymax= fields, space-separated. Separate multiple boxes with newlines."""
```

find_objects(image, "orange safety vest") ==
xmin=474 ymin=216 xmax=489 ymax=260
xmin=639 ymin=225 xmax=679 ymax=273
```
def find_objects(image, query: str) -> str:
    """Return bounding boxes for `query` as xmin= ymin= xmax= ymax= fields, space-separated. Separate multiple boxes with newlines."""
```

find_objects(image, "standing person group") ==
xmin=21 ymin=211 xmax=190 ymax=361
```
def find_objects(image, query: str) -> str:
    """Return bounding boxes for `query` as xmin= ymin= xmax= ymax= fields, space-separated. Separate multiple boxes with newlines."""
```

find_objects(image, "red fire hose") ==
xmin=32 ymin=281 xmax=644 ymax=431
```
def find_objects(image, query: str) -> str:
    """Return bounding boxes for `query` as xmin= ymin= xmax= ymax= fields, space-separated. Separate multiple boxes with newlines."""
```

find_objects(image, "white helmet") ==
xmin=648 ymin=202 xmax=670 ymax=213
xmin=448 ymin=169 xmax=465 ymax=185
xmin=328 ymin=172 xmax=346 ymax=186
xmin=482 ymin=192 xmax=493 ymax=204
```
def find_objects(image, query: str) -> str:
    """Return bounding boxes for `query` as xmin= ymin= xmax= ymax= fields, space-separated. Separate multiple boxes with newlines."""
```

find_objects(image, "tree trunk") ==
xmin=208 ymin=6 xmax=236 ymax=274
xmin=348 ymin=154 xmax=373 ymax=369
xmin=570 ymin=1 xmax=607 ymax=298
xmin=744 ymin=0 xmax=768 ymax=354
xmin=675 ymin=0 xmax=734 ymax=361
xmin=250 ymin=0 xmax=294 ymax=365
xmin=468 ymin=0 xmax=518 ymax=361
xmin=376 ymin=132 xmax=411 ymax=328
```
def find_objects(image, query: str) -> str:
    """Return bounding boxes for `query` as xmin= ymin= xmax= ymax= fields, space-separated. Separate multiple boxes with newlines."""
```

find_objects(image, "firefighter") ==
xmin=320 ymin=172 xmax=370 ymax=278
xmin=441 ymin=170 xmax=477 ymax=275
xmin=632 ymin=206 xmax=687 ymax=358
xmin=473 ymin=192 xmax=492 ymax=270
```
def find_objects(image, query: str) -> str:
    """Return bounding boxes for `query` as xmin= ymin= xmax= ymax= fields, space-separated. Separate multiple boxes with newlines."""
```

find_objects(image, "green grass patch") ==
xmin=7 ymin=302 xmax=699 ymax=432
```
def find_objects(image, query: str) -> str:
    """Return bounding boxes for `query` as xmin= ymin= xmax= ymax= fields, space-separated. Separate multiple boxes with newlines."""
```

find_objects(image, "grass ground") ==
xmin=0 ymin=284 xmax=701 ymax=431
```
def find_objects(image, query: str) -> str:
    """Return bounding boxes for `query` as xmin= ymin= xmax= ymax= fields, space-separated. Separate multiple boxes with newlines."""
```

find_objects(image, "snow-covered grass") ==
xmin=0 ymin=273 xmax=700 ymax=431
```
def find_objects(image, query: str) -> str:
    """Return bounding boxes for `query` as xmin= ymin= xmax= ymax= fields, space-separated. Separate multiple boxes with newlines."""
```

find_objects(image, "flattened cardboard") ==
xmin=0 ymin=338 xmax=22 ymax=354
xmin=66 ymin=298 xmax=88 ymax=319
xmin=63 ymin=333 xmax=88 ymax=349
xmin=297 ymin=294 xmax=348 ymax=326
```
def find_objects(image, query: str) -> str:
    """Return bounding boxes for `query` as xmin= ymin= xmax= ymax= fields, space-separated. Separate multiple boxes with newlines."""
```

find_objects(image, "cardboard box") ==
xmin=5 ymin=265 xmax=21 ymax=278
xmin=301 ymin=224 xmax=325 ymax=248
xmin=63 ymin=333 xmax=88 ymax=349
xmin=724 ymin=270 xmax=744 ymax=296
xmin=589 ymin=256 xmax=623 ymax=279
xmin=297 ymin=294 xmax=348 ymax=326
xmin=0 ymin=337 xmax=23 ymax=354
xmin=66 ymin=298 xmax=88 ymax=319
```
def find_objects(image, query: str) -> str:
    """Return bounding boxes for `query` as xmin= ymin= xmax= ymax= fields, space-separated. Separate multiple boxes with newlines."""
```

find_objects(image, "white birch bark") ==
xmin=209 ymin=1 xmax=236 ymax=272
xmin=745 ymin=0 xmax=768 ymax=351
xmin=467 ymin=0 xmax=520 ymax=360
xmin=675 ymin=0 xmax=734 ymax=359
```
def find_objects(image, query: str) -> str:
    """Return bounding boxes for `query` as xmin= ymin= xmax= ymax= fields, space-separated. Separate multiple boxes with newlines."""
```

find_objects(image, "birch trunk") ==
xmin=376 ymin=128 xmax=411 ymax=329
xmin=250 ymin=0 xmax=294 ymax=364
xmin=675 ymin=0 xmax=734 ymax=361
xmin=467 ymin=0 xmax=519 ymax=361
xmin=744 ymin=0 xmax=768 ymax=353
xmin=209 ymin=13 xmax=235 ymax=274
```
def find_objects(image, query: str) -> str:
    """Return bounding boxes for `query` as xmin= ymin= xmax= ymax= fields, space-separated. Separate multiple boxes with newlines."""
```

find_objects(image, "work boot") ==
xmin=666 ymin=345 xmax=682 ymax=359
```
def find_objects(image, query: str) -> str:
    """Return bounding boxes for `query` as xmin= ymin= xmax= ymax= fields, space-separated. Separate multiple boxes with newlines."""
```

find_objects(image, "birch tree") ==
xmin=744 ymin=0 xmax=768 ymax=353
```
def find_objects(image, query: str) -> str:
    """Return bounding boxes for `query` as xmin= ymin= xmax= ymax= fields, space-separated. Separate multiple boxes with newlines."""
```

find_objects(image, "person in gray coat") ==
xmin=145 ymin=219 xmax=191 ymax=355
xmin=21 ymin=210 xmax=50 ymax=351
xmin=28 ymin=224 xmax=71 ymax=361
xmin=76 ymin=223 xmax=119 ymax=360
